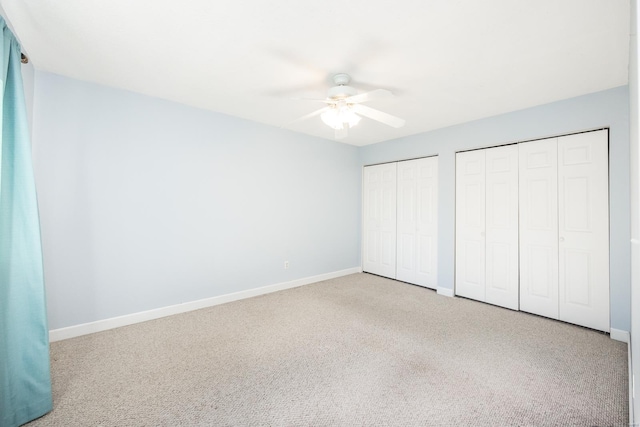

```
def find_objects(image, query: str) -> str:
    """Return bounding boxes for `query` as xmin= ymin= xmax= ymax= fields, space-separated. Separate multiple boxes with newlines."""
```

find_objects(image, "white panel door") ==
xmin=485 ymin=145 xmax=519 ymax=310
xmin=397 ymin=157 xmax=438 ymax=288
xmin=455 ymin=150 xmax=486 ymax=301
xmin=519 ymin=138 xmax=559 ymax=319
xmin=416 ymin=157 xmax=439 ymax=289
xmin=558 ymin=130 xmax=609 ymax=332
xmin=396 ymin=160 xmax=418 ymax=283
xmin=363 ymin=163 xmax=397 ymax=279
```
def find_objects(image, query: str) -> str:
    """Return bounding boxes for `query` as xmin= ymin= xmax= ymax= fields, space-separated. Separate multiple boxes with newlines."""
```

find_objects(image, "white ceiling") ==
xmin=0 ymin=0 xmax=630 ymax=146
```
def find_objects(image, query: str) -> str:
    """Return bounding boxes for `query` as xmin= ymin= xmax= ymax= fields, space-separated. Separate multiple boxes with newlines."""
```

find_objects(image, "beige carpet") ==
xmin=27 ymin=273 xmax=628 ymax=426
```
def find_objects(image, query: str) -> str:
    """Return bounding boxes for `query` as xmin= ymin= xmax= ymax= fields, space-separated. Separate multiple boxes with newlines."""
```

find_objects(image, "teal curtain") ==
xmin=0 ymin=18 xmax=52 ymax=427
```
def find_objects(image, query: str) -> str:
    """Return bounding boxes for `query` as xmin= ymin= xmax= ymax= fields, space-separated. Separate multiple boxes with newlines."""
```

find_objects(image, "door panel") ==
xmin=558 ymin=130 xmax=609 ymax=332
xmin=488 ymin=242 xmax=509 ymax=290
xmin=396 ymin=160 xmax=417 ymax=283
xmin=417 ymin=235 xmax=433 ymax=277
xmin=463 ymin=240 xmax=484 ymax=285
xmin=456 ymin=150 xmax=486 ymax=301
xmin=366 ymin=230 xmax=378 ymax=264
xmin=397 ymin=157 xmax=438 ymax=288
xmin=399 ymin=234 xmax=414 ymax=270
xmin=526 ymin=245 xmax=555 ymax=298
xmin=563 ymin=250 xmax=591 ymax=306
xmin=485 ymin=145 xmax=519 ymax=310
xmin=363 ymin=163 xmax=397 ymax=278
xmin=416 ymin=157 xmax=438 ymax=288
xmin=519 ymin=138 xmax=559 ymax=319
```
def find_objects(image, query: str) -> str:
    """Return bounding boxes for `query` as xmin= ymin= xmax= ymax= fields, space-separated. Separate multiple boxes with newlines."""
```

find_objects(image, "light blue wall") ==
xmin=30 ymin=69 xmax=631 ymax=333
xmin=32 ymin=72 xmax=361 ymax=330
xmin=359 ymin=86 xmax=631 ymax=332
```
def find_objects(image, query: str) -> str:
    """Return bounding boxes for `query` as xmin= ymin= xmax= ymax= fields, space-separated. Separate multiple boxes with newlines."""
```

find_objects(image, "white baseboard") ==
xmin=611 ymin=328 xmax=630 ymax=343
xmin=49 ymin=267 xmax=361 ymax=342
xmin=437 ymin=287 xmax=454 ymax=297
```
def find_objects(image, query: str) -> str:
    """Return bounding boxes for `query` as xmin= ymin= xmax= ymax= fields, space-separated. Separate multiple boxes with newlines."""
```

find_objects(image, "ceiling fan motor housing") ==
xmin=327 ymin=73 xmax=357 ymax=100
xmin=328 ymin=84 xmax=357 ymax=100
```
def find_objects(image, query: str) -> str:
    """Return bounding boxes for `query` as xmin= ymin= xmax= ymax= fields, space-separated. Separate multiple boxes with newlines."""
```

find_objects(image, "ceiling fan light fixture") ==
xmin=288 ymin=73 xmax=404 ymax=138
xmin=320 ymin=105 xmax=361 ymax=130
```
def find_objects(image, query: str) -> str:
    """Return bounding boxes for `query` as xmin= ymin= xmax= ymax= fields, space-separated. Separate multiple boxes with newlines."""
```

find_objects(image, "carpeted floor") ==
xmin=27 ymin=273 xmax=628 ymax=426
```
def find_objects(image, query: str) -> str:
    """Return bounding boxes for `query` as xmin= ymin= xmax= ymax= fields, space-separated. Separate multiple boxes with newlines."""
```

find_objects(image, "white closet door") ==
xmin=558 ymin=130 xmax=609 ymax=332
xmin=485 ymin=145 xmax=519 ymax=310
xmin=397 ymin=160 xmax=418 ymax=283
xmin=455 ymin=150 xmax=486 ymax=301
xmin=519 ymin=138 xmax=559 ymax=319
xmin=397 ymin=157 xmax=438 ymax=288
xmin=363 ymin=163 xmax=397 ymax=279
xmin=416 ymin=157 xmax=439 ymax=288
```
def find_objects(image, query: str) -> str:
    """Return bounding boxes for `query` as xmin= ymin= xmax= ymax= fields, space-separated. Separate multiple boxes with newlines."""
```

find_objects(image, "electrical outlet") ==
xmin=284 ymin=261 xmax=289 ymax=269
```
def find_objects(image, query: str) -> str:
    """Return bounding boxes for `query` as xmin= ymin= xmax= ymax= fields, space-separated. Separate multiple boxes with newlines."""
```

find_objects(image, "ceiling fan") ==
xmin=290 ymin=73 xmax=405 ymax=139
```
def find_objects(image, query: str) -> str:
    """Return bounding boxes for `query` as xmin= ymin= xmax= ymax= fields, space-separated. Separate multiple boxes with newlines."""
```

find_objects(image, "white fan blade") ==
xmin=352 ymin=104 xmax=405 ymax=128
xmin=344 ymin=89 xmax=393 ymax=104
xmin=335 ymin=126 xmax=348 ymax=139
xmin=286 ymin=106 xmax=331 ymax=126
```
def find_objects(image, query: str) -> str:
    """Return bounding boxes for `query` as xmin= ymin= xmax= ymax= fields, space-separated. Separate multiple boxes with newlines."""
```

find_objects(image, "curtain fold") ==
xmin=0 ymin=18 xmax=52 ymax=427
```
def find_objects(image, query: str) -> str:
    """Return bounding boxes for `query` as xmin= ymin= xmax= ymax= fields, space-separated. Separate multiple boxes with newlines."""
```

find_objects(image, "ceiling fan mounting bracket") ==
xmin=332 ymin=73 xmax=351 ymax=86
